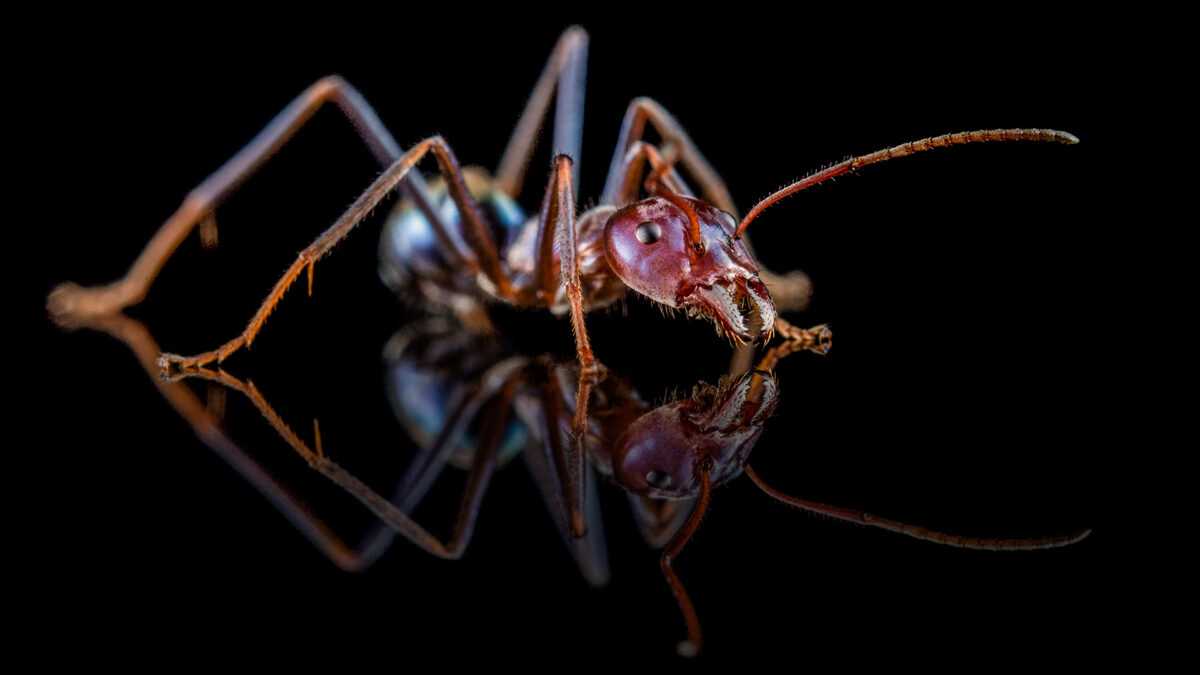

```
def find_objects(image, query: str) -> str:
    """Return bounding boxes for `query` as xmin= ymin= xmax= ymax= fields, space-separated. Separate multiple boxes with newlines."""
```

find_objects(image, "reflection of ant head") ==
xmin=610 ymin=368 xmax=779 ymax=499
xmin=603 ymin=195 xmax=776 ymax=344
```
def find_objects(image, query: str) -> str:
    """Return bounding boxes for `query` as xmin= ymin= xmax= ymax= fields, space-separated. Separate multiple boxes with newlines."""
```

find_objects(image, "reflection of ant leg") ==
xmin=773 ymin=318 xmax=832 ymax=354
xmin=729 ymin=318 xmax=831 ymax=383
xmin=525 ymin=358 xmax=592 ymax=539
xmin=177 ymin=364 xmax=521 ymax=560
xmin=392 ymin=357 xmax=528 ymax=512
xmin=70 ymin=313 xmax=378 ymax=571
xmin=660 ymin=463 xmax=714 ymax=658
xmin=744 ymin=466 xmax=1090 ymax=550
xmin=522 ymin=433 xmax=611 ymax=587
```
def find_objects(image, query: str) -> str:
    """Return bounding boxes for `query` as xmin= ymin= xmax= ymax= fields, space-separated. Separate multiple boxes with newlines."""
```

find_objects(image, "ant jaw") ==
xmin=678 ymin=275 xmax=776 ymax=345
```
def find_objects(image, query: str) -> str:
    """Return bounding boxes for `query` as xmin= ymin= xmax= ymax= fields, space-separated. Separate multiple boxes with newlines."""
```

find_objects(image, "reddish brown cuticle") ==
xmin=602 ymin=195 xmax=775 ymax=342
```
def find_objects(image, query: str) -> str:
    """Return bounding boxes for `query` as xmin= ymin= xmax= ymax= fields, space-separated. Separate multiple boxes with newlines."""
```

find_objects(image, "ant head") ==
xmin=603 ymin=195 xmax=776 ymax=344
xmin=610 ymin=367 xmax=779 ymax=499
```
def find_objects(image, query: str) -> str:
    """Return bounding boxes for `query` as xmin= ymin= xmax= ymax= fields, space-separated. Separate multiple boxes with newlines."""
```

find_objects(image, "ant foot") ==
xmin=47 ymin=282 xmax=133 ymax=327
xmin=158 ymin=345 xmax=232 ymax=378
xmin=799 ymin=323 xmax=832 ymax=354
xmin=774 ymin=319 xmax=832 ymax=354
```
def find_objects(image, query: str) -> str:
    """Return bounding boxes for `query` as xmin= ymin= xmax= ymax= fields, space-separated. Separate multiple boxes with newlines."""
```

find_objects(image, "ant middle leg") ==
xmin=158 ymin=136 xmax=515 ymax=371
xmin=48 ymin=76 xmax=448 ymax=325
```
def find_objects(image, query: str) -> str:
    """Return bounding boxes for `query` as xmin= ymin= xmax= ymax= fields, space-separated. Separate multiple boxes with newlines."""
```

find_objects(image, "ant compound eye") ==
xmin=635 ymin=221 xmax=663 ymax=245
xmin=645 ymin=469 xmax=673 ymax=489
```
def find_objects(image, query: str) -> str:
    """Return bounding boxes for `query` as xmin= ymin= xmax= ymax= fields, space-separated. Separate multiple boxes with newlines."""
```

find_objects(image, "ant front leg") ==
xmin=531 ymin=155 xmax=606 ymax=537
xmin=660 ymin=461 xmax=715 ymax=658
xmin=534 ymin=156 xmax=599 ymax=379
xmin=773 ymin=317 xmax=833 ymax=354
xmin=158 ymin=136 xmax=513 ymax=371
xmin=48 ymin=76 xmax=445 ymax=325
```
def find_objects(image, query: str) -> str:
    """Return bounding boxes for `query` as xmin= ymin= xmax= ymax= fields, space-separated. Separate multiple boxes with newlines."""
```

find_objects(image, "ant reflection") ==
xmin=73 ymin=315 xmax=1088 ymax=657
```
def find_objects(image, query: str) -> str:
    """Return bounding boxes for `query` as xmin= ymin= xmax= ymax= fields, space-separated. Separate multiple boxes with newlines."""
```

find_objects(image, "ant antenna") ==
xmin=733 ymin=128 xmax=1078 ymax=240
xmin=661 ymin=458 xmax=714 ymax=657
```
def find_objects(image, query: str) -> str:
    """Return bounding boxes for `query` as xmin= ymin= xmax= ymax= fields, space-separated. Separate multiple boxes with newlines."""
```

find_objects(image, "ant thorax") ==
xmin=380 ymin=170 xmax=626 ymax=315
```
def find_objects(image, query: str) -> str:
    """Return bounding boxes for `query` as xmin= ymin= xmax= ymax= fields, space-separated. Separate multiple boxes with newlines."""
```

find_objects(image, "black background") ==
xmin=25 ymin=9 xmax=1125 ymax=669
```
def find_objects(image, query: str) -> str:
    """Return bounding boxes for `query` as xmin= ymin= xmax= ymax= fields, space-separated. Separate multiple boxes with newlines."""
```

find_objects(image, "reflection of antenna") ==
xmin=745 ymin=466 xmax=1091 ymax=550
xmin=660 ymin=460 xmax=713 ymax=658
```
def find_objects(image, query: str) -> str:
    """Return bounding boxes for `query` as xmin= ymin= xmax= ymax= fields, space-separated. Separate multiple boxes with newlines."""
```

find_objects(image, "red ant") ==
xmin=47 ymin=26 xmax=1075 ymax=378
xmin=69 ymin=314 xmax=1090 ymax=657
xmin=47 ymin=26 xmax=1086 ymax=655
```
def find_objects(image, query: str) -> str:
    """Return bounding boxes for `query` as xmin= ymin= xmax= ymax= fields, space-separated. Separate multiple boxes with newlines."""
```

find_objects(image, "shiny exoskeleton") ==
xmin=47 ymin=25 xmax=1086 ymax=658
xmin=47 ymin=25 xmax=1073 ymax=378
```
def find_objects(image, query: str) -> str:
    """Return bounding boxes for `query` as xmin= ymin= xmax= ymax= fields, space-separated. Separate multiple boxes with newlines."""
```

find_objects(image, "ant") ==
xmin=71 ymin=314 xmax=1090 ymax=657
xmin=47 ymin=26 xmax=1075 ymax=380
xmin=46 ymin=26 xmax=1087 ymax=655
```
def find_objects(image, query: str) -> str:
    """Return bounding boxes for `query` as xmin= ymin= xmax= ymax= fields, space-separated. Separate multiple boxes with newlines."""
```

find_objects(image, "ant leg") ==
xmin=71 ymin=312 xmax=378 ymax=572
xmin=158 ymin=136 xmax=513 ymax=371
xmin=531 ymin=155 xmax=609 ymax=539
xmin=533 ymin=155 xmax=599 ymax=375
xmin=661 ymin=463 xmax=714 ymax=658
xmin=601 ymin=97 xmax=735 ymax=213
xmin=521 ymin=396 xmax=611 ymax=586
xmin=523 ymin=355 xmax=591 ymax=539
xmin=178 ymin=363 xmax=521 ymax=561
xmin=495 ymin=26 xmax=588 ymax=198
xmin=48 ymin=76 xmax=447 ymax=325
xmin=606 ymin=141 xmax=694 ymax=206
xmin=744 ymin=466 xmax=1091 ymax=550
xmin=393 ymin=356 xmax=528 ymax=512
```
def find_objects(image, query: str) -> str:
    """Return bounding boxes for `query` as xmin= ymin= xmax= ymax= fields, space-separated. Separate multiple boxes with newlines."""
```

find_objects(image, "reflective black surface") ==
xmin=28 ymin=13 xmax=1117 ymax=667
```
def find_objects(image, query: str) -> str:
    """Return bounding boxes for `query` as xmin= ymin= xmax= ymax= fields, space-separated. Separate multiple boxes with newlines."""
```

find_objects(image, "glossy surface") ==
xmin=30 ymin=18 xmax=1107 ymax=668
